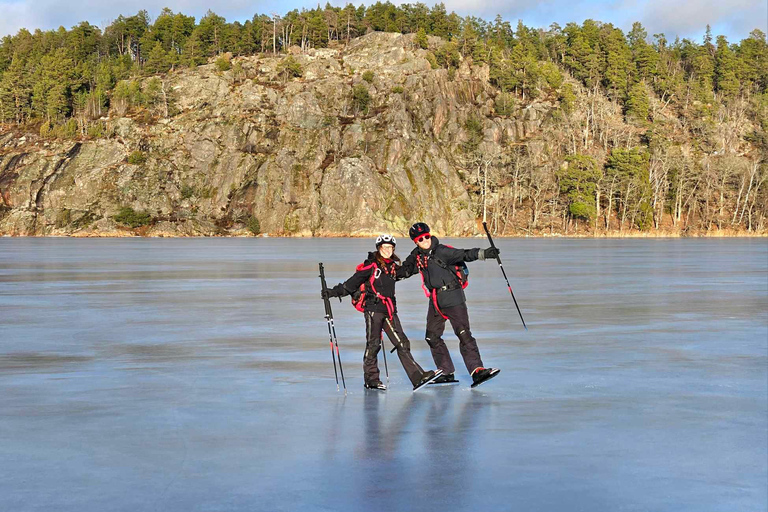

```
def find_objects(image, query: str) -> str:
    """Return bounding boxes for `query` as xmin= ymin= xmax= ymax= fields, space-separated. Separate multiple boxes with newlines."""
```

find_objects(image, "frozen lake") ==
xmin=1 ymin=237 xmax=766 ymax=511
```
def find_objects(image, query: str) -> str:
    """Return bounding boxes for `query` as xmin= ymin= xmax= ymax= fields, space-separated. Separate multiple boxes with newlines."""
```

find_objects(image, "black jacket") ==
xmin=401 ymin=236 xmax=481 ymax=309
xmin=339 ymin=252 xmax=409 ymax=314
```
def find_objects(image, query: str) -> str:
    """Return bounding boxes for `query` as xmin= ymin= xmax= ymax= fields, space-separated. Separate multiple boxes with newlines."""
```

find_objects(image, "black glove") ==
xmin=484 ymin=247 xmax=500 ymax=259
xmin=322 ymin=283 xmax=345 ymax=300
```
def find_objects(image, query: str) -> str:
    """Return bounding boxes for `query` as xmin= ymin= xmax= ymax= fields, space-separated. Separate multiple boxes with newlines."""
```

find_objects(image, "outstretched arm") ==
xmin=442 ymin=246 xmax=499 ymax=265
xmin=442 ymin=246 xmax=479 ymax=265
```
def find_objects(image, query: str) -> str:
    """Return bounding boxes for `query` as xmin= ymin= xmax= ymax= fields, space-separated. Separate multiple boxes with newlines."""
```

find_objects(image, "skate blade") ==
xmin=413 ymin=369 xmax=443 ymax=392
xmin=470 ymin=369 xmax=500 ymax=388
xmin=428 ymin=378 xmax=460 ymax=385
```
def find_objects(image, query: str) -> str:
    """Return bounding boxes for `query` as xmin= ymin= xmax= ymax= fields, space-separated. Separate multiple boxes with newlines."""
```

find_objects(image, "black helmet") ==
xmin=375 ymin=234 xmax=396 ymax=248
xmin=409 ymin=222 xmax=430 ymax=240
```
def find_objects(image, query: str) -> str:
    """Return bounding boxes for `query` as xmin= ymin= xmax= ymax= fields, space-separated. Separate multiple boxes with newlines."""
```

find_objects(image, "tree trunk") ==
xmin=161 ymin=80 xmax=169 ymax=118
xmin=595 ymin=186 xmax=600 ymax=233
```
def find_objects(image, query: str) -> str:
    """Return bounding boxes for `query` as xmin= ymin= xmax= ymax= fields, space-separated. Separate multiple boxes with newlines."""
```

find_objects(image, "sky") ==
xmin=1 ymin=0 xmax=766 ymax=43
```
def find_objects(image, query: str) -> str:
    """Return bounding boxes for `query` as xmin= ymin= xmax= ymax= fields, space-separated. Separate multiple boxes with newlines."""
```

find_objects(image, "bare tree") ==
xmin=271 ymin=13 xmax=280 ymax=54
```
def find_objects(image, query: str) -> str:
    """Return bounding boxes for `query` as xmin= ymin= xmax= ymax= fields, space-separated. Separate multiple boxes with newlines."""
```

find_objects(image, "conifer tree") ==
xmin=603 ymin=27 xmax=632 ymax=98
xmin=625 ymin=81 xmax=650 ymax=123
xmin=558 ymin=154 xmax=600 ymax=220
xmin=715 ymin=35 xmax=739 ymax=99
xmin=145 ymin=42 xmax=170 ymax=75
xmin=0 ymin=53 xmax=32 ymax=124
xmin=414 ymin=28 xmax=429 ymax=50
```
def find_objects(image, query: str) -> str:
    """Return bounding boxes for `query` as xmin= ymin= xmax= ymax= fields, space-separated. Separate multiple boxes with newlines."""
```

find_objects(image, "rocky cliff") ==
xmin=0 ymin=32 xmax=550 ymax=237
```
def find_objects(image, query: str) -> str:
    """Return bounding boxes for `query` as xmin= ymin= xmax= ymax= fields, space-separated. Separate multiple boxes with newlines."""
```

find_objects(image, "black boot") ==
xmin=413 ymin=369 xmax=443 ymax=391
xmin=364 ymin=381 xmax=387 ymax=391
xmin=471 ymin=367 xmax=500 ymax=388
xmin=428 ymin=373 xmax=458 ymax=385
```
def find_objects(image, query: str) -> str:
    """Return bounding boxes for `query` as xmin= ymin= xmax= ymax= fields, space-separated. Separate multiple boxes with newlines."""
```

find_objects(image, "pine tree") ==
xmin=31 ymin=48 xmax=74 ymax=123
xmin=603 ymin=27 xmax=632 ymax=98
xmin=170 ymin=13 xmax=196 ymax=55
xmin=459 ymin=17 xmax=478 ymax=57
xmin=559 ymin=83 xmax=576 ymax=114
xmin=564 ymin=24 xmax=593 ymax=85
xmin=625 ymin=81 xmax=650 ymax=123
xmin=430 ymin=3 xmax=450 ymax=39
xmin=414 ymin=27 xmax=428 ymax=49
xmin=183 ymin=31 xmax=207 ymax=67
xmin=605 ymin=148 xmax=652 ymax=229
xmin=557 ymin=154 xmax=601 ymax=220
xmin=0 ymin=53 xmax=32 ymax=124
xmin=196 ymin=10 xmax=228 ymax=56
xmin=736 ymin=30 xmax=767 ymax=93
xmin=629 ymin=22 xmax=658 ymax=82
xmin=715 ymin=35 xmax=740 ymax=99
xmin=145 ymin=41 xmax=170 ymax=75
xmin=691 ymin=43 xmax=715 ymax=102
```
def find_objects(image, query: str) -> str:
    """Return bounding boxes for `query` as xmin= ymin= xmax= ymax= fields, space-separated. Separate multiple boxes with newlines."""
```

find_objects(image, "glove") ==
xmin=322 ymin=283 xmax=345 ymax=300
xmin=483 ymin=247 xmax=500 ymax=259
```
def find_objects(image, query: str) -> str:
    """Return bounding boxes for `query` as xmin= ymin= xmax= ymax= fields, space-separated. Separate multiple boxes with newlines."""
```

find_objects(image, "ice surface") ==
xmin=0 ymin=238 xmax=766 ymax=511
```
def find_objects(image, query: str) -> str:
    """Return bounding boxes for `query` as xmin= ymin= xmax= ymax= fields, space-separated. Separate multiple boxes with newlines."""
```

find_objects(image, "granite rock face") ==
xmin=0 ymin=32 xmax=547 ymax=237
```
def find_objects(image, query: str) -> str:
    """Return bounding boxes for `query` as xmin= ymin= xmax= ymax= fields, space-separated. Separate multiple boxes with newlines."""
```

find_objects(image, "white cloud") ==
xmin=638 ymin=0 xmax=766 ymax=40
xmin=434 ymin=0 xmax=765 ymax=40
xmin=0 ymin=1 xmax=37 ymax=38
xmin=0 ymin=0 xmax=275 ymax=37
xmin=1 ymin=0 xmax=763 ymax=41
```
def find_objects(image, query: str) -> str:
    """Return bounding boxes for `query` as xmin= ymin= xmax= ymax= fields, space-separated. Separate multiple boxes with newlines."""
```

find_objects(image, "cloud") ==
xmin=1 ymin=0 xmax=763 ymax=41
xmin=0 ymin=1 xmax=37 ymax=38
xmin=0 ymin=0 xmax=276 ymax=37
xmin=637 ymin=0 xmax=766 ymax=41
xmin=441 ymin=0 xmax=765 ymax=40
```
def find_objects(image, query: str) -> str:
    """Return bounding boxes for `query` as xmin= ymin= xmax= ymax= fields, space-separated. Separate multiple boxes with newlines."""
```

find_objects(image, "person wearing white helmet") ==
xmin=322 ymin=234 xmax=442 ymax=391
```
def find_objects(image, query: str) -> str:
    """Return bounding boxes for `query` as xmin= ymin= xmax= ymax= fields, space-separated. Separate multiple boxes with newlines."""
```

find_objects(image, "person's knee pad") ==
xmin=424 ymin=333 xmax=443 ymax=348
xmin=456 ymin=328 xmax=474 ymax=344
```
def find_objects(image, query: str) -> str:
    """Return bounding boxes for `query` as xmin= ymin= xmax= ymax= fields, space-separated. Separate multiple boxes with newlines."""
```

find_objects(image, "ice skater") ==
xmin=401 ymin=222 xmax=501 ymax=387
xmin=322 ymin=234 xmax=442 ymax=391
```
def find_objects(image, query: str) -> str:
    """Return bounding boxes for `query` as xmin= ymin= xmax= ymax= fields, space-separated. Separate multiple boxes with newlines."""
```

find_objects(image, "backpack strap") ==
xmin=431 ymin=289 xmax=448 ymax=320
xmin=355 ymin=261 xmax=395 ymax=320
xmin=415 ymin=254 xmax=432 ymax=298
xmin=418 ymin=250 xmax=466 ymax=290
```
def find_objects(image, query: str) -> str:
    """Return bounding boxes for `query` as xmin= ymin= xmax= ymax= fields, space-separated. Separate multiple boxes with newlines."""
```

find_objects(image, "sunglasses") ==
xmin=414 ymin=233 xmax=431 ymax=243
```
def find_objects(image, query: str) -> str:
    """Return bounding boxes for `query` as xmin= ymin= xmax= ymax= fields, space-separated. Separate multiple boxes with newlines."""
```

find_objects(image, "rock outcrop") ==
xmin=0 ymin=32 xmax=549 ymax=237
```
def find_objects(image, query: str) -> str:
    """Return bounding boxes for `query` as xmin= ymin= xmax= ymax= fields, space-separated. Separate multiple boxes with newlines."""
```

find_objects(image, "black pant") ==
xmin=364 ymin=311 xmax=425 ymax=386
xmin=425 ymin=300 xmax=483 ymax=375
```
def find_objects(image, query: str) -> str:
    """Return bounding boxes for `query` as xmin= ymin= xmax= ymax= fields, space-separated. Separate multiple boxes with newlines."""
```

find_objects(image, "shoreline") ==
xmin=2 ymin=230 xmax=766 ymax=239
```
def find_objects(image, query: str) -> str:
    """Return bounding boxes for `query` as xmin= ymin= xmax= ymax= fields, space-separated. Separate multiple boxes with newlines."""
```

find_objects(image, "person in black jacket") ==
xmin=322 ymin=234 xmax=441 ymax=391
xmin=401 ymin=222 xmax=501 ymax=387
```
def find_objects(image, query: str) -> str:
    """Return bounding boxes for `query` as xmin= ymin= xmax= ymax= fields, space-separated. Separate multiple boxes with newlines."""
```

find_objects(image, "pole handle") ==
xmin=482 ymin=221 xmax=497 ymax=250
xmin=319 ymin=263 xmax=333 ymax=318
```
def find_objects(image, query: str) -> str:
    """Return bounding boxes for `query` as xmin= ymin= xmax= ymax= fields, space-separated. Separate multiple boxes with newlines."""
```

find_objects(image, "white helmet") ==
xmin=375 ymin=234 xmax=396 ymax=247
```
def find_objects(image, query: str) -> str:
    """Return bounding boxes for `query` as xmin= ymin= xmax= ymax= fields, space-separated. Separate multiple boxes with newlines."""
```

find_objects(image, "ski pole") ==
xmin=380 ymin=333 xmax=389 ymax=383
xmin=482 ymin=221 xmax=528 ymax=331
xmin=319 ymin=263 xmax=339 ymax=390
xmin=319 ymin=263 xmax=347 ymax=394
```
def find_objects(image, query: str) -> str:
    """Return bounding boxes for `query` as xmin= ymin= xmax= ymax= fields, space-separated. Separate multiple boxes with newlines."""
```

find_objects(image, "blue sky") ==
xmin=1 ymin=0 xmax=765 ymax=43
